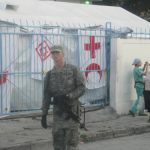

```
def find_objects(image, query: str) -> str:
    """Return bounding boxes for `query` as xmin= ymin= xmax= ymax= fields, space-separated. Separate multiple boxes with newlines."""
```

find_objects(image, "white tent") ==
xmin=0 ymin=0 xmax=150 ymax=32
xmin=0 ymin=0 xmax=150 ymax=114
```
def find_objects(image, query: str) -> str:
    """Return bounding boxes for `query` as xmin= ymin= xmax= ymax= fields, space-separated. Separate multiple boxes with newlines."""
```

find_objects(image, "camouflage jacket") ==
xmin=42 ymin=63 xmax=85 ymax=129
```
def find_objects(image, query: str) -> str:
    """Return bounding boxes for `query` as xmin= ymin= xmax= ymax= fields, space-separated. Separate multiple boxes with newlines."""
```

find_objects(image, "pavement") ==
xmin=0 ymin=106 xmax=150 ymax=150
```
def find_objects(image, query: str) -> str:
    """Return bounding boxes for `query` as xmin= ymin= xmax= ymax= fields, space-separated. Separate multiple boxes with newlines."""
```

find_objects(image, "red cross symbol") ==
xmin=35 ymin=40 xmax=51 ymax=61
xmin=0 ymin=71 xmax=8 ymax=85
xmin=84 ymin=36 xmax=101 ymax=59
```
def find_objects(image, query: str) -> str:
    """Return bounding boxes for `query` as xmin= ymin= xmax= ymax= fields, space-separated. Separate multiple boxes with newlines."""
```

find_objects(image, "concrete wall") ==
xmin=110 ymin=38 xmax=150 ymax=114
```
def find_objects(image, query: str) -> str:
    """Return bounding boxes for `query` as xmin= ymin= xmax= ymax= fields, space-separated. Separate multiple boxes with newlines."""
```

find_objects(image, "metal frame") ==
xmin=0 ymin=22 xmax=150 ymax=117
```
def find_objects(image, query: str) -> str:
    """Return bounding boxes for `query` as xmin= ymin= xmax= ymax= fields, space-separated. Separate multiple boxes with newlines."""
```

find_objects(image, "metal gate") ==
xmin=0 ymin=23 xmax=109 ymax=116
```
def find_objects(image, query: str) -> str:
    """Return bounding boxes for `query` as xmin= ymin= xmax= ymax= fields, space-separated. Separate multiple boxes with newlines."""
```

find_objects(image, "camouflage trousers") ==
xmin=52 ymin=126 xmax=79 ymax=150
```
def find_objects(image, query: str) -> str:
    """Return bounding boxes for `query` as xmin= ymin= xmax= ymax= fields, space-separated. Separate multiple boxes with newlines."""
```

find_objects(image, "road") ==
xmin=79 ymin=132 xmax=150 ymax=150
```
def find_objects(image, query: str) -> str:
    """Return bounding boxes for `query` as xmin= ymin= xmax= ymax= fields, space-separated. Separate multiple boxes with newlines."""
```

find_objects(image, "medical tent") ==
xmin=0 ymin=0 xmax=150 ymax=115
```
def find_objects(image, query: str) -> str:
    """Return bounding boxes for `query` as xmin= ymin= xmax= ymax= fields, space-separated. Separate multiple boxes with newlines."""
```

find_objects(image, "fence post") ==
xmin=0 ymin=33 xmax=3 ymax=114
xmin=105 ymin=22 xmax=112 ymax=105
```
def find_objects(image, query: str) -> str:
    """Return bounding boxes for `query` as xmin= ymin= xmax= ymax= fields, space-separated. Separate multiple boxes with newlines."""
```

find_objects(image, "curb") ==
xmin=0 ymin=116 xmax=150 ymax=150
xmin=80 ymin=125 xmax=150 ymax=142
xmin=0 ymin=140 xmax=53 ymax=150
xmin=0 ymin=125 xmax=150 ymax=150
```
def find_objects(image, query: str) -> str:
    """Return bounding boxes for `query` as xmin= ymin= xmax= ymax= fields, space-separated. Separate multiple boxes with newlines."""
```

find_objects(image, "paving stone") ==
xmin=0 ymin=107 xmax=150 ymax=149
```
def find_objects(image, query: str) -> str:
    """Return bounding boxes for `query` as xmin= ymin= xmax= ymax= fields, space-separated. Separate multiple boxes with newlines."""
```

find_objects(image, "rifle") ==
xmin=54 ymin=95 xmax=88 ymax=131
xmin=64 ymin=103 xmax=88 ymax=131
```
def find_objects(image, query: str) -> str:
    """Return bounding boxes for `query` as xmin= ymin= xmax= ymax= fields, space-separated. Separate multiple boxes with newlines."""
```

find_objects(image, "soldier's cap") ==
xmin=132 ymin=58 xmax=142 ymax=65
xmin=51 ymin=45 xmax=64 ymax=53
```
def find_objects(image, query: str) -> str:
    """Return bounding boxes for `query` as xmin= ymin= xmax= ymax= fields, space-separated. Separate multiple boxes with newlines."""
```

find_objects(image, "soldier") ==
xmin=41 ymin=45 xmax=85 ymax=150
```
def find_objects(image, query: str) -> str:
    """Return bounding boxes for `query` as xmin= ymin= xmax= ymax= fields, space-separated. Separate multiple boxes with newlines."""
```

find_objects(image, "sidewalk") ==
xmin=0 ymin=107 xmax=150 ymax=150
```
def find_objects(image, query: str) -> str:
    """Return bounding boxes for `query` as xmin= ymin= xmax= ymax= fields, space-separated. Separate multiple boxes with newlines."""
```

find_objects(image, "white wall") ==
xmin=110 ymin=38 xmax=150 ymax=114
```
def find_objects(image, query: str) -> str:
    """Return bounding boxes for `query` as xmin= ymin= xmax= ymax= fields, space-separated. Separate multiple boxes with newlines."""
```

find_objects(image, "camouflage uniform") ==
xmin=42 ymin=63 xmax=85 ymax=150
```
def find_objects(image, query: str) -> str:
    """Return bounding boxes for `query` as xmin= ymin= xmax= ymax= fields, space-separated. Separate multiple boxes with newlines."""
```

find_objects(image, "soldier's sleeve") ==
xmin=68 ymin=67 xmax=85 ymax=100
xmin=41 ymin=71 xmax=51 ymax=115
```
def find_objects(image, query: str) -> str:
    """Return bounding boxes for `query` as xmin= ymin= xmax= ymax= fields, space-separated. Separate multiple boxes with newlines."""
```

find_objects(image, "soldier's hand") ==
xmin=41 ymin=115 xmax=47 ymax=129
xmin=53 ymin=94 xmax=70 ymax=107
xmin=54 ymin=94 xmax=69 ymax=101
xmin=61 ymin=94 xmax=70 ymax=101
